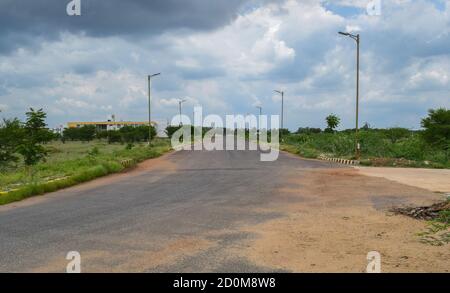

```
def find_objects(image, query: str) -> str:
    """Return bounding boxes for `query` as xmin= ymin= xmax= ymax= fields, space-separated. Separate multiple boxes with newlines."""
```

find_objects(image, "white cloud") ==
xmin=0 ymin=0 xmax=449 ymax=130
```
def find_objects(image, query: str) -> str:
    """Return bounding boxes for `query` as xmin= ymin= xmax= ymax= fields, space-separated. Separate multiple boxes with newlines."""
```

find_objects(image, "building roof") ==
xmin=67 ymin=121 xmax=157 ymax=128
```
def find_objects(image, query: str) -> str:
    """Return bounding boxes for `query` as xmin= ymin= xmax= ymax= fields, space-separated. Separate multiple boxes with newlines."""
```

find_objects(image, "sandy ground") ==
xmin=355 ymin=166 xmax=450 ymax=194
xmin=233 ymin=168 xmax=450 ymax=272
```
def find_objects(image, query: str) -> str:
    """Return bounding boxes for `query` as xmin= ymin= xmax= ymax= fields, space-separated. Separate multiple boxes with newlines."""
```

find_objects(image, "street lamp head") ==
xmin=274 ymin=90 xmax=282 ymax=94
xmin=149 ymin=73 xmax=161 ymax=78
xmin=339 ymin=31 xmax=359 ymax=41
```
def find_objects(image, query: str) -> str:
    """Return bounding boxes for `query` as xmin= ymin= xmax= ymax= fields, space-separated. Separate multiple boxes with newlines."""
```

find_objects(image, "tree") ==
xmin=362 ymin=122 xmax=371 ymax=130
xmin=325 ymin=114 xmax=340 ymax=133
xmin=63 ymin=127 xmax=78 ymax=141
xmin=0 ymin=118 xmax=24 ymax=169
xmin=296 ymin=127 xmax=322 ymax=134
xmin=107 ymin=130 xmax=122 ymax=144
xmin=421 ymin=108 xmax=450 ymax=158
xmin=165 ymin=125 xmax=183 ymax=139
xmin=79 ymin=125 xmax=96 ymax=142
xmin=279 ymin=128 xmax=291 ymax=137
xmin=385 ymin=127 xmax=411 ymax=143
xmin=17 ymin=108 xmax=52 ymax=166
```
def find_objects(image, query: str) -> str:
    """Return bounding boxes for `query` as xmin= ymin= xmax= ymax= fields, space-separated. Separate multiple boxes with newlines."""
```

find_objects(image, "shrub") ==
xmin=384 ymin=127 xmax=412 ymax=143
xmin=17 ymin=108 xmax=52 ymax=166
xmin=0 ymin=118 xmax=24 ymax=169
xmin=421 ymin=108 xmax=450 ymax=160
xmin=296 ymin=127 xmax=322 ymax=134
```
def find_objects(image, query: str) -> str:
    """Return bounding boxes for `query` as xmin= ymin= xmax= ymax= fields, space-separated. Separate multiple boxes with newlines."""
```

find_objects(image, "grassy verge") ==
xmin=0 ymin=139 xmax=171 ymax=205
xmin=281 ymin=131 xmax=449 ymax=168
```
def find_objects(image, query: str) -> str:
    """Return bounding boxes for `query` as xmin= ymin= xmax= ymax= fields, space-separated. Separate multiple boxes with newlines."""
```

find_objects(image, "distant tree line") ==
xmin=62 ymin=125 xmax=156 ymax=144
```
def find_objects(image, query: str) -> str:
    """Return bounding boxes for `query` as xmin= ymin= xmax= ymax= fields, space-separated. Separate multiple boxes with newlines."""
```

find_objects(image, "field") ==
xmin=0 ymin=139 xmax=171 ymax=205
xmin=281 ymin=130 xmax=449 ymax=169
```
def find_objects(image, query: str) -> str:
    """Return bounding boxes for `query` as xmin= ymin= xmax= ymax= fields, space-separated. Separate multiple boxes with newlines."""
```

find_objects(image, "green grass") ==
xmin=419 ymin=205 xmax=450 ymax=246
xmin=0 ymin=139 xmax=172 ymax=205
xmin=282 ymin=130 xmax=449 ymax=168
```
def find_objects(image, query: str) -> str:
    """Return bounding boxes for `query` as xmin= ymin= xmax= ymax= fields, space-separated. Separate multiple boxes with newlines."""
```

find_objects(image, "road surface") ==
xmin=0 ymin=145 xmax=448 ymax=272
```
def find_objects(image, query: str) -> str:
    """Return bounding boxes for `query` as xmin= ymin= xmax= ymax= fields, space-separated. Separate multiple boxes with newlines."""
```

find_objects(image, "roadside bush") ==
xmin=296 ymin=127 xmax=322 ymax=134
xmin=421 ymin=108 xmax=450 ymax=160
xmin=384 ymin=127 xmax=412 ymax=143
xmin=282 ymin=129 xmax=449 ymax=167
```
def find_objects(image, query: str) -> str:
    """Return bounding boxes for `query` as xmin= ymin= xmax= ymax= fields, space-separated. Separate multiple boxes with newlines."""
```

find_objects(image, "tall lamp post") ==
xmin=178 ymin=99 xmax=187 ymax=126
xmin=256 ymin=106 xmax=262 ymax=131
xmin=148 ymin=73 xmax=161 ymax=145
xmin=274 ymin=90 xmax=284 ymax=130
xmin=256 ymin=106 xmax=262 ymax=117
xmin=339 ymin=31 xmax=360 ymax=160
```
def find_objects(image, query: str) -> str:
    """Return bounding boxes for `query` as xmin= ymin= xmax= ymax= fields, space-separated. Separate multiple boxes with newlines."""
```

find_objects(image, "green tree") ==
xmin=63 ymin=127 xmax=78 ymax=141
xmin=107 ymin=130 xmax=122 ymax=144
xmin=421 ymin=108 xmax=450 ymax=159
xmin=165 ymin=125 xmax=183 ymax=139
xmin=325 ymin=114 xmax=340 ymax=133
xmin=0 ymin=118 xmax=24 ymax=169
xmin=385 ymin=127 xmax=411 ymax=143
xmin=296 ymin=127 xmax=322 ymax=134
xmin=79 ymin=125 xmax=96 ymax=142
xmin=279 ymin=128 xmax=291 ymax=137
xmin=17 ymin=108 xmax=52 ymax=166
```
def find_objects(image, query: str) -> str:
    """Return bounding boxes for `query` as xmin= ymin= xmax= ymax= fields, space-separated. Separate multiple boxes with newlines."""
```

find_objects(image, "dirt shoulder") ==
xmin=355 ymin=166 xmax=450 ymax=194
xmin=235 ymin=168 xmax=449 ymax=272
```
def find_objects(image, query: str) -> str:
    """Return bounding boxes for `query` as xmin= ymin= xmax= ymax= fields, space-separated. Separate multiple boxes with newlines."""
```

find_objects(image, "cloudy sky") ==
xmin=0 ymin=0 xmax=449 ymax=130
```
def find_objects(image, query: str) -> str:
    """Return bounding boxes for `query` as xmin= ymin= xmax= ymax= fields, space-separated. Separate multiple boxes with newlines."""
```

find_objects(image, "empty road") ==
xmin=0 ymin=144 xmax=448 ymax=272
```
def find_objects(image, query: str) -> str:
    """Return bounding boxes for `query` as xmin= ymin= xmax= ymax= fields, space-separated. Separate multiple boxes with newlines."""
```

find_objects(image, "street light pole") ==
xmin=339 ymin=32 xmax=360 ymax=160
xmin=356 ymin=34 xmax=360 ymax=160
xmin=178 ymin=99 xmax=187 ymax=126
xmin=275 ymin=90 xmax=284 ymax=130
xmin=256 ymin=106 xmax=262 ymax=131
xmin=148 ymin=73 xmax=161 ymax=145
xmin=256 ymin=106 xmax=262 ymax=117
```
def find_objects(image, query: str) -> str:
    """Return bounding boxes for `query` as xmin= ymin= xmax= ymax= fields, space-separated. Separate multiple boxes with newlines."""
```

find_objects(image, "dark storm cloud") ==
xmin=0 ymin=0 xmax=249 ymax=53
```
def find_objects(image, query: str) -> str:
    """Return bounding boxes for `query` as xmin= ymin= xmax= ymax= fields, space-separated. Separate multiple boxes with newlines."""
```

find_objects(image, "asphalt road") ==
xmin=0 ymin=142 xmax=338 ymax=272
